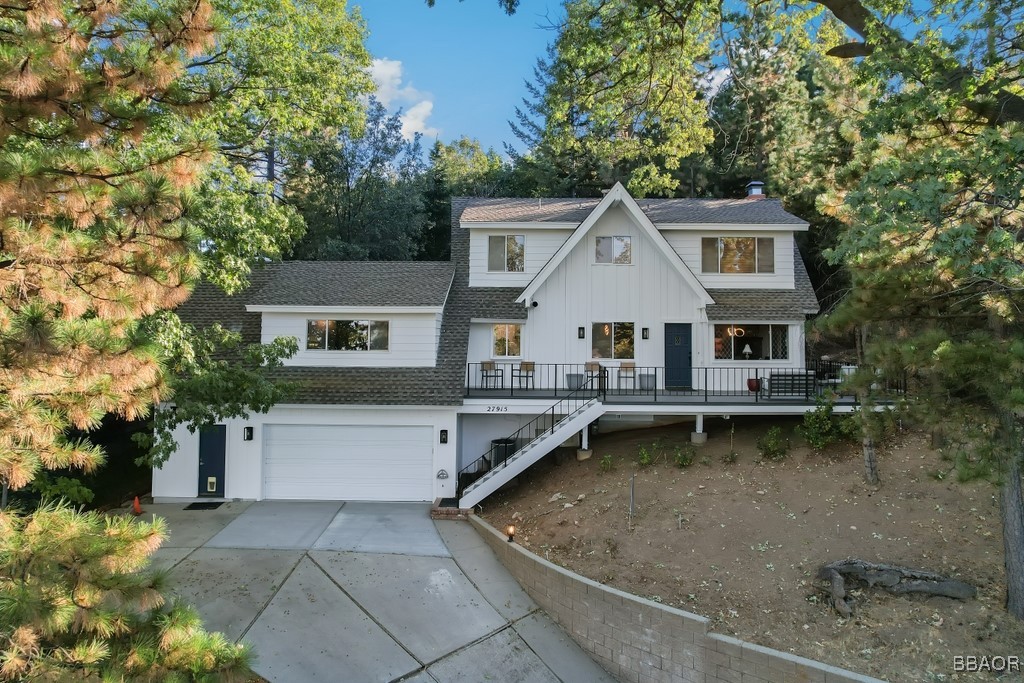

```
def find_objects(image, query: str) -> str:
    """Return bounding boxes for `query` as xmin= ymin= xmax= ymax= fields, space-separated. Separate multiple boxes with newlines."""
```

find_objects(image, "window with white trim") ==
xmin=306 ymin=320 xmax=389 ymax=351
xmin=713 ymin=324 xmax=788 ymax=360
xmin=488 ymin=235 xmax=525 ymax=272
xmin=701 ymin=237 xmax=774 ymax=273
xmin=592 ymin=322 xmax=634 ymax=359
xmin=595 ymin=236 xmax=631 ymax=264
xmin=492 ymin=323 xmax=521 ymax=357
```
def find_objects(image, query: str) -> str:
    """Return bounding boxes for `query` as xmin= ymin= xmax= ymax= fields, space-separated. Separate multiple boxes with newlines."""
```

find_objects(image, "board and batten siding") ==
xmin=261 ymin=311 xmax=441 ymax=367
xmin=520 ymin=204 xmax=704 ymax=368
xmin=664 ymin=231 xmax=795 ymax=289
xmin=468 ymin=228 xmax=573 ymax=287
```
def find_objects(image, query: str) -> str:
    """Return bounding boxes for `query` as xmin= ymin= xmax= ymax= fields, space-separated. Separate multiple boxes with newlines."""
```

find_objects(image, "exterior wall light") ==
xmin=642 ymin=327 xmax=649 ymax=340
xmin=578 ymin=327 xmax=585 ymax=339
xmin=243 ymin=426 xmax=253 ymax=441
xmin=439 ymin=429 xmax=448 ymax=444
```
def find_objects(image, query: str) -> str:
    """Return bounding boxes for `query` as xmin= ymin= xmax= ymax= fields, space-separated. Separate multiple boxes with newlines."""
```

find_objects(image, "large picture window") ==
xmin=595 ymin=236 xmax=631 ymax=264
xmin=701 ymin=237 xmax=774 ymax=274
xmin=488 ymin=235 xmax=525 ymax=272
xmin=713 ymin=324 xmax=788 ymax=360
xmin=592 ymin=322 xmax=634 ymax=359
xmin=307 ymin=320 xmax=389 ymax=351
xmin=492 ymin=324 xmax=521 ymax=357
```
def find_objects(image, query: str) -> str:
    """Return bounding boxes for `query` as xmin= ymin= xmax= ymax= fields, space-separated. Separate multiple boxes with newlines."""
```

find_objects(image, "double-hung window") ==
xmin=307 ymin=320 xmax=389 ymax=351
xmin=701 ymin=237 xmax=774 ymax=273
xmin=591 ymin=322 xmax=634 ymax=359
xmin=488 ymin=235 xmax=525 ymax=272
xmin=492 ymin=324 xmax=522 ymax=357
xmin=595 ymin=236 xmax=631 ymax=264
xmin=713 ymin=324 xmax=788 ymax=360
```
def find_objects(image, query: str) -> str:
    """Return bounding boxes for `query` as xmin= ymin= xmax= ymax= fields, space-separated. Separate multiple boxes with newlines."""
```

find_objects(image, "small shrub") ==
xmin=599 ymin=453 xmax=614 ymax=472
xmin=673 ymin=444 xmax=695 ymax=468
xmin=721 ymin=449 xmax=739 ymax=464
xmin=756 ymin=426 xmax=789 ymax=461
xmin=637 ymin=445 xmax=652 ymax=467
xmin=799 ymin=394 xmax=839 ymax=449
xmin=699 ymin=456 xmax=711 ymax=466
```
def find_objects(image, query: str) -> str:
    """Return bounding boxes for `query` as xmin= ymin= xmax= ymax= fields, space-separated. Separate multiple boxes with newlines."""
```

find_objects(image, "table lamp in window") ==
xmin=742 ymin=343 xmax=753 ymax=360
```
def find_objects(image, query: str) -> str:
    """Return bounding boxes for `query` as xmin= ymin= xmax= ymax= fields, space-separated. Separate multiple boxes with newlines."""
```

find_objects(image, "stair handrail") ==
xmin=457 ymin=375 xmax=603 ymax=497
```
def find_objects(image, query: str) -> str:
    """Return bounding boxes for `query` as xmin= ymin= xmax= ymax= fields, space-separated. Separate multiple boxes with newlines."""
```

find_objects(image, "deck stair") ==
xmin=459 ymin=396 xmax=605 ymax=509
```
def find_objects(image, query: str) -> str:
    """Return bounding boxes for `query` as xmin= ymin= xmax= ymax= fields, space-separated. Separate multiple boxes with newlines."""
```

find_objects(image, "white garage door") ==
xmin=263 ymin=424 xmax=434 ymax=501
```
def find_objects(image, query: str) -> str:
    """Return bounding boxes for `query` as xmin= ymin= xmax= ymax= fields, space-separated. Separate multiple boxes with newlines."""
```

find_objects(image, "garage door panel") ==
xmin=263 ymin=425 xmax=433 ymax=501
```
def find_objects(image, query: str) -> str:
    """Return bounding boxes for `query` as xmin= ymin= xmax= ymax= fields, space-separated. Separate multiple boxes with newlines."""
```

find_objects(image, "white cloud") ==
xmin=401 ymin=100 xmax=440 ymax=139
xmin=700 ymin=67 xmax=731 ymax=97
xmin=369 ymin=58 xmax=439 ymax=140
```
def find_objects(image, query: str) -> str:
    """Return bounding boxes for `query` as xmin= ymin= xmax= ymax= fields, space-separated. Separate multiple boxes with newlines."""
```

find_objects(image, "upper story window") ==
xmin=595 ymin=236 xmax=631 ymax=264
xmin=492 ymin=323 xmax=522 ymax=357
xmin=701 ymin=237 xmax=774 ymax=274
xmin=307 ymin=319 xmax=389 ymax=351
xmin=592 ymin=322 xmax=634 ymax=359
xmin=714 ymin=324 xmax=788 ymax=360
xmin=488 ymin=235 xmax=525 ymax=272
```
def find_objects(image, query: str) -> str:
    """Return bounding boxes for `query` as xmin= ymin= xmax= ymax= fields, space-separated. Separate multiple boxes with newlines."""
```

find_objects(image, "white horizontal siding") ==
xmin=665 ymin=231 xmax=795 ymax=289
xmin=261 ymin=311 xmax=440 ymax=367
xmin=468 ymin=228 xmax=573 ymax=287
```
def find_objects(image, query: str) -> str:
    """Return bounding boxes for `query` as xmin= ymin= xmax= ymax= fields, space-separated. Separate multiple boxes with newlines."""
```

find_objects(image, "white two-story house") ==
xmin=153 ymin=182 xmax=824 ymax=508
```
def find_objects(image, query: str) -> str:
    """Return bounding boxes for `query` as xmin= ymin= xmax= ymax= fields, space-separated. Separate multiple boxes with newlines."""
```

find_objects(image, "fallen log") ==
xmin=816 ymin=559 xmax=976 ymax=615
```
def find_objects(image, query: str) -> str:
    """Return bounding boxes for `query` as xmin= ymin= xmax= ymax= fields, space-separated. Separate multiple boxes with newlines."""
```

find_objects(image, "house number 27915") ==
xmin=486 ymin=405 xmax=508 ymax=412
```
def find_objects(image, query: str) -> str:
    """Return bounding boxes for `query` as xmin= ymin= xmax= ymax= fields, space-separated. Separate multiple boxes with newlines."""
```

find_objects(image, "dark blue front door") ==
xmin=198 ymin=425 xmax=226 ymax=497
xmin=664 ymin=324 xmax=692 ymax=390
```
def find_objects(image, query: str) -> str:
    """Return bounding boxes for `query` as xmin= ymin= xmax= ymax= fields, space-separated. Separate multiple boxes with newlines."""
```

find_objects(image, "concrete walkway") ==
xmin=149 ymin=501 xmax=616 ymax=683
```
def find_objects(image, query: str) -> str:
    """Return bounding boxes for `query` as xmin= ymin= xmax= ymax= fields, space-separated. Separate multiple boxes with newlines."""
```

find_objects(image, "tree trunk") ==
xmin=862 ymin=423 xmax=879 ymax=485
xmin=1001 ymin=445 xmax=1024 ymax=620
xmin=854 ymin=324 xmax=879 ymax=485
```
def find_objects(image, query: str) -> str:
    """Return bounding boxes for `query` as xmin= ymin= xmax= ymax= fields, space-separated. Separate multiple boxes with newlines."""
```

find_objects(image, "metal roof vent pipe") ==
xmin=745 ymin=180 xmax=766 ymax=199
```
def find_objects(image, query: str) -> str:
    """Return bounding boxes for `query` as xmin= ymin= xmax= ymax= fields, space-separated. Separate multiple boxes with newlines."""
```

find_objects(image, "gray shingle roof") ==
xmin=176 ymin=264 xmax=280 ymax=345
xmin=461 ymin=197 xmax=806 ymax=225
xmin=464 ymin=288 xmax=528 ymax=321
xmin=706 ymin=246 xmax=820 ymax=320
xmin=248 ymin=261 xmax=454 ymax=307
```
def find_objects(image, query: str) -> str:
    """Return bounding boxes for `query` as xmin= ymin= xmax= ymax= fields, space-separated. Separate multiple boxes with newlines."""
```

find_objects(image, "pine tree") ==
xmin=0 ymin=0 xmax=370 ymax=675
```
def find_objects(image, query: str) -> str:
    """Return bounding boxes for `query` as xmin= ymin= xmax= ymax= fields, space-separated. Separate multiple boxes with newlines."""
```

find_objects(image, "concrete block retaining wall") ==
xmin=470 ymin=515 xmax=886 ymax=683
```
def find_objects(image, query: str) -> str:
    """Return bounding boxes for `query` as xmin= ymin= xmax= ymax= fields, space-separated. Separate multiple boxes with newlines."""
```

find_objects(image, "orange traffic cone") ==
xmin=132 ymin=496 xmax=143 ymax=516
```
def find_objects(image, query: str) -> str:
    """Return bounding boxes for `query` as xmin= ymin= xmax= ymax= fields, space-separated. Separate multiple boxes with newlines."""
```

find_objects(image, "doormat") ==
xmin=184 ymin=502 xmax=223 ymax=510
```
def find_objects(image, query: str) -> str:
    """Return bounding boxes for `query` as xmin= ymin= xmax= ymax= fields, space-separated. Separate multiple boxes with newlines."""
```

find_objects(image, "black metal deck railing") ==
xmin=457 ymin=375 xmax=602 ymax=498
xmin=465 ymin=360 xmax=904 ymax=403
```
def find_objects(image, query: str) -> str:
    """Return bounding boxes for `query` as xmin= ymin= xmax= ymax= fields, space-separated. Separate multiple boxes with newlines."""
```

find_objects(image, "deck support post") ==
xmin=581 ymin=425 xmax=589 ymax=450
xmin=690 ymin=414 xmax=707 ymax=444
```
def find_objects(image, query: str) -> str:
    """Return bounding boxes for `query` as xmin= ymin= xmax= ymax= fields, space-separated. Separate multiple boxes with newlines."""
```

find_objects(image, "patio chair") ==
xmin=512 ymin=361 xmax=536 ymax=389
xmin=617 ymin=362 xmax=637 ymax=390
xmin=584 ymin=361 xmax=607 ymax=391
xmin=480 ymin=361 xmax=503 ymax=389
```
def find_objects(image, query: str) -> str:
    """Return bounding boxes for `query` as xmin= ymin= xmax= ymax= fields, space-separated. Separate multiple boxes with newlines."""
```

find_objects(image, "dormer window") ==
xmin=488 ymin=235 xmax=525 ymax=272
xmin=595 ymin=236 xmax=631 ymax=264
xmin=701 ymin=237 xmax=774 ymax=274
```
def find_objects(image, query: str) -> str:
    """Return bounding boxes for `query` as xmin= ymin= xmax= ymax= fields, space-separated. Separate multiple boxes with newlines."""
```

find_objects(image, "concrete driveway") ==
xmin=149 ymin=501 xmax=616 ymax=683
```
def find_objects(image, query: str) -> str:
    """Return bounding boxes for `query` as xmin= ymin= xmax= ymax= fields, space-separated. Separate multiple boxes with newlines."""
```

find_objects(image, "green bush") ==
xmin=721 ymin=449 xmax=739 ymax=464
xmin=756 ymin=426 xmax=789 ymax=461
xmin=673 ymin=444 xmax=695 ymax=468
xmin=799 ymin=394 xmax=840 ymax=449
xmin=637 ymin=445 xmax=652 ymax=467
xmin=599 ymin=453 xmax=615 ymax=472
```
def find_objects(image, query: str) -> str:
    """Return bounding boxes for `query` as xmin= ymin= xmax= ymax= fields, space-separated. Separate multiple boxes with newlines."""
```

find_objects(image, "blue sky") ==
xmin=354 ymin=0 xmax=561 ymax=155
